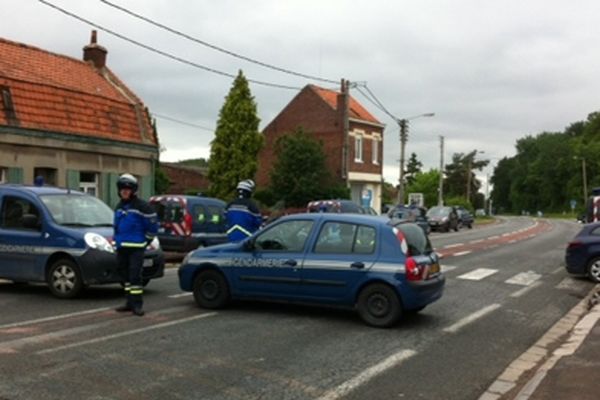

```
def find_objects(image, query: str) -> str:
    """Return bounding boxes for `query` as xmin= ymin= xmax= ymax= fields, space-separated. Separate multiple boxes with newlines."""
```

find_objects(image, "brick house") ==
xmin=256 ymin=82 xmax=385 ymax=212
xmin=0 ymin=31 xmax=159 ymax=206
xmin=160 ymin=162 xmax=210 ymax=194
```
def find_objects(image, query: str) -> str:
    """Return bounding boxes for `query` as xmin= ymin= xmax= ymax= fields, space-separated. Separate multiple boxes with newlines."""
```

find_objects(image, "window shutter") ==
xmin=7 ymin=167 xmax=23 ymax=184
xmin=101 ymin=172 xmax=120 ymax=208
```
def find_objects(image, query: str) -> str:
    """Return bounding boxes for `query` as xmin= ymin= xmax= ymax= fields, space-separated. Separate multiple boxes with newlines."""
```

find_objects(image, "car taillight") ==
xmin=567 ymin=241 xmax=583 ymax=250
xmin=406 ymin=257 xmax=424 ymax=281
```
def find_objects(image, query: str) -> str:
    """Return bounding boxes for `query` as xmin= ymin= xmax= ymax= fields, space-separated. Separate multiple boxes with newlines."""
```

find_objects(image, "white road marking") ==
xmin=441 ymin=265 xmax=458 ymax=273
xmin=502 ymin=233 xmax=511 ymax=237
xmin=316 ymin=349 xmax=417 ymax=400
xmin=505 ymin=271 xmax=542 ymax=286
xmin=0 ymin=307 xmax=111 ymax=330
xmin=470 ymin=239 xmax=484 ymax=244
xmin=453 ymin=251 xmax=472 ymax=257
xmin=443 ymin=304 xmax=501 ymax=333
xmin=168 ymin=292 xmax=193 ymax=299
xmin=556 ymin=278 xmax=586 ymax=291
xmin=510 ymin=281 xmax=542 ymax=298
xmin=37 ymin=312 xmax=217 ymax=355
xmin=458 ymin=268 xmax=498 ymax=281
xmin=443 ymin=243 xmax=464 ymax=248
xmin=164 ymin=268 xmax=179 ymax=275
xmin=489 ymin=235 xmax=500 ymax=239
xmin=551 ymin=266 xmax=564 ymax=274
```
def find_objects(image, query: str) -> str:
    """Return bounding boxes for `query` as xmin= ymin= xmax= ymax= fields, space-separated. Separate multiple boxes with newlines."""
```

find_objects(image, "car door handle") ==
xmin=351 ymin=262 xmax=365 ymax=269
xmin=283 ymin=259 xmax=297 ymax=267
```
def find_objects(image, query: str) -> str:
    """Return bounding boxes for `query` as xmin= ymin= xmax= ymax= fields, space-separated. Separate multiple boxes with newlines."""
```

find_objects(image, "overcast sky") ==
xmin=4 ymin=0 xmax=600 ymax=187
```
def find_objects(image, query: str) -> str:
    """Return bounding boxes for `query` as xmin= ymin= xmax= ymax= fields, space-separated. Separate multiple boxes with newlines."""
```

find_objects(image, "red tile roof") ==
xmin=0 ymin=37 xmax=156 ymax=146
xmin=309 ymin=85 xmax=382 ymax=125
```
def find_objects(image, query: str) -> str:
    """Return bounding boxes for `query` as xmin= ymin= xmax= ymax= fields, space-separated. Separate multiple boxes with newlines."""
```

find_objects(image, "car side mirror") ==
xmin=22 ymin=213 xmax=40 ymax=230
xmin=242 ymin=238 xmax=255 ymax=252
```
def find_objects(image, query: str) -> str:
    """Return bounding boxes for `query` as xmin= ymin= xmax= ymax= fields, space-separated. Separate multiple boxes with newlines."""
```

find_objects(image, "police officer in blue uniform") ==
xmin=225 ymin=179 xmax=262 ymax=242
xmin=113 ymin=174 xmax=158 ymax=316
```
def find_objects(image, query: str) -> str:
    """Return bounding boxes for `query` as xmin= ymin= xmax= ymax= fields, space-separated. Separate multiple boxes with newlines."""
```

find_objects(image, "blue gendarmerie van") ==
xmin=0 ymin=184 xmax=164 ymax=298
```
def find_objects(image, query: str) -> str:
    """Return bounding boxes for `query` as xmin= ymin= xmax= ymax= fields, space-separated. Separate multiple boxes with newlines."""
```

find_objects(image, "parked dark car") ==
xmin=150 ymin=195 xmax=228 ymax=252
xmin=0 ymin=184 xmax=164 ymax=298
xmin=426 ymin=206 xmax=459 ymax=232
xmin=307 ymin=200 xmax=364 ymax=214
xmin=388 ymin=206 xmax=430 ymax=235
xmin=456 ymin=207 xmax=474 ymax=229
xmin=565 ymin=222 xmax=600 ymax=283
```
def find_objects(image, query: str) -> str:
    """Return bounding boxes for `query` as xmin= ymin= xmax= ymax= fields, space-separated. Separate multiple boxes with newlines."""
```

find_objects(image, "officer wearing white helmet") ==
xmin=113 ymin=173 xmax=158 ymax=316
xmin=225 ymin=179 xmax=262 ymax=242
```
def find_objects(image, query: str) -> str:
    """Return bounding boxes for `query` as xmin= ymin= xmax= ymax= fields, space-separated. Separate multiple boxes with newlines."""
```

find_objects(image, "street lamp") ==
xmin=396 ymin=113 xmax=435 ymax=204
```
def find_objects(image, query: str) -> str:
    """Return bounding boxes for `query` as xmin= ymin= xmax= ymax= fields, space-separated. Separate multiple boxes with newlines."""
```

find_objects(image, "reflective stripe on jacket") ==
xmin=225 ymin=197 xmax=262 ymax=242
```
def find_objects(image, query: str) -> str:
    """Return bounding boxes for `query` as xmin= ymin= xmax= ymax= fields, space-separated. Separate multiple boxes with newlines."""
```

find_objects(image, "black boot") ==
xmin=132 ymin=307 xmax=145 ymax=316
xmin=115 ymin=305 xmax=132 ymax=312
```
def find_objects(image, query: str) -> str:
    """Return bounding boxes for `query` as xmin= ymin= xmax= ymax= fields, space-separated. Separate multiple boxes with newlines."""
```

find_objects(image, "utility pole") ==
xmin=341 ymin=79 xmax=350 ymax=184
xmin=438 ymin=135 xmax=444 ymax=206
xmin=466 ymin=156 xmax=472 ymax=203
xmin=397 ymin=119 xmax=408 ymax=204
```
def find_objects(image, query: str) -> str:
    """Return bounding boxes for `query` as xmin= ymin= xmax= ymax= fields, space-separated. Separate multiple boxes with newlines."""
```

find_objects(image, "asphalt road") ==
xmin=0 ymin=217 xmax=594 ymax=400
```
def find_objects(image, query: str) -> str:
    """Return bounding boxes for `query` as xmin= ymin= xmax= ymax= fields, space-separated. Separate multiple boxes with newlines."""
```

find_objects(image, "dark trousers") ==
xmin=117 ymin=248 xmax=145 ymax=309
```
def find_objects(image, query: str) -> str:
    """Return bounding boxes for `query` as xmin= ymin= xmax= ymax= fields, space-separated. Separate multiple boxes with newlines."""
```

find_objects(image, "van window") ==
xmin=206 ymin=205 xmax=224 ymax=224
xmin=0 ymin=196 xmax=41 ymax=231
xmin=154 ymin=201 xmax=184 ymax=223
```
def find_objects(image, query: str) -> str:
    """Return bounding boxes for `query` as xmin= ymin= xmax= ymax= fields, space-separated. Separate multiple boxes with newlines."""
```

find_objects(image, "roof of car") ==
xmin=276 ymin=212 xmax=390 ymax=226
xmin=150 ymin=195 xmax=225 ymax=205
xmin=0 ymin=184 xmax=84 ymax=195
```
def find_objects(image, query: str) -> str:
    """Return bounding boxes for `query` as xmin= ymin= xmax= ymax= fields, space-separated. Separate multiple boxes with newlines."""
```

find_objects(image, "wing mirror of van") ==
xmin=22 ymin=214 xmax=40 ymax=230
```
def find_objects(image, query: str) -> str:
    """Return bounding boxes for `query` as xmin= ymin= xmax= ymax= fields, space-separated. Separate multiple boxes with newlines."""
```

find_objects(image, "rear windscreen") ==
xmin=395 ymin=223 xmax=432 ymax=255
xmin=153 ymin=201 xmax=184 ymax=223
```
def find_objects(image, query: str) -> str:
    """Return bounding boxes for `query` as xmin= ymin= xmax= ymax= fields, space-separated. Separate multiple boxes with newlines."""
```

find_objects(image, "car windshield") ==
xmin=427 ymin=207 xmax=449 ymax=217
xmin=40 ymin=194 xmax=114 ymax=227
xmin=394 ymin=223 xmax=432 ymax=255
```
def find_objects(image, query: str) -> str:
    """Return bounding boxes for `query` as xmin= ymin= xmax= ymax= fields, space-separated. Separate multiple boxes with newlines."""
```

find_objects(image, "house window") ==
xmin=0 ymin=167 xmax=6 ymax=184
xmin=372 ymin=138 xmax=379 ymax=165
xmin=354 ymin=135 xmax=363 ymax=162
xmin=33 ymin=168 xmax=57 ymax=186
xmin=79 ymin=172 xmax=98 ymax=196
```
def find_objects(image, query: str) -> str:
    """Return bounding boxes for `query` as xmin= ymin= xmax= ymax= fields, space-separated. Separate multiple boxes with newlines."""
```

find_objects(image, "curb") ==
xmin=478 ymin=285 xmax=600 ymax=400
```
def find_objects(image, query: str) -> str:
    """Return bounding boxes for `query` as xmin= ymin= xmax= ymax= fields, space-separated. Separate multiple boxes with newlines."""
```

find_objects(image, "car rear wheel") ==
xmin=193 ymin=270 xmax=230 ymax=309
xmin=587 ymin=257 xmax=600 ymax=283
xmin=47 ymin=259 xmax=84 ymax=299
xmin=357 ymin=283 xmax=402 ymax=328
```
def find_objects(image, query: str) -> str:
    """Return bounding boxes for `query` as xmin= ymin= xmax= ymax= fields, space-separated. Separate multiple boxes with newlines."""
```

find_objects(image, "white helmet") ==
xmin=236 ymin=179 xmax=255 ymax=193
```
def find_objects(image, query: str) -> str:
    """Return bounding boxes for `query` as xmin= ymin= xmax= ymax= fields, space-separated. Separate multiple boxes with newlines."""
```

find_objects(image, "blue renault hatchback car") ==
xmin=565 ymin=222 xmax=600 ymax=283
xmin=0 ymin=184 xmax=165 ymax=298
xmin=178 ymin=213 xmax=445 ymax=327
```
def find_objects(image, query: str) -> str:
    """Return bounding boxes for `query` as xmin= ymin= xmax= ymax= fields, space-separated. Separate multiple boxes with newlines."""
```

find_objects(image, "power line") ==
xmin=38 ymin=0 xmax=301 ymax=90
xmin=152 ymin=113 xmax=215 ymax=132
xmin=99 ymin=0 xmax=339 ymax=85
xmin=354 ymin=86 xmax=399 ymax=123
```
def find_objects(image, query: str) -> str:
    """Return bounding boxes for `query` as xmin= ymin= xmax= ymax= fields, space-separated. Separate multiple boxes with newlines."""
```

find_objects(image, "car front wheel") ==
xmin=587 ymin=257 xmax=600 ymax=283
xmin=357 ymin=283 xmax=402 ymax=328
xmin=193 ymin=270 xmax=230 ymax=309
xmin=47 ymin=259 xmax=83 ymax=299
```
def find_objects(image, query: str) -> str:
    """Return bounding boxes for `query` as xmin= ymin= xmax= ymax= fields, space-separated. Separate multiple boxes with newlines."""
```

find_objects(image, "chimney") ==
xmin=83 ymin=30 xmax=107 ymax=69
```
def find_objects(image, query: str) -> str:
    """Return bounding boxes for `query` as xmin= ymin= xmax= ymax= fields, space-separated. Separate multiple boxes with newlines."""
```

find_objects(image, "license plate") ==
xmin=428 ymin=263 xmax=440 ymax=276
xmin=143 ymin=259 xmax=154 ymax=268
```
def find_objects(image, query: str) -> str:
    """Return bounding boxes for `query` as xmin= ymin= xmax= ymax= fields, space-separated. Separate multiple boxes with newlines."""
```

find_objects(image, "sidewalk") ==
xmin=479 ymin=287 xmax=600 ymax=400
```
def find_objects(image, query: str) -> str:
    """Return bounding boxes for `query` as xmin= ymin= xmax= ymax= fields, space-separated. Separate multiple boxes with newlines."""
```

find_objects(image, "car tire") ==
xmin=586 ymin=257 xmax=600 ymax=283
xmin=193 ymin=270 xmax=230 ymax=309
xmin=357 ymin=283 xmax=402 ymax=328
xmin=47 ymin=259 xmax=84 ymax=299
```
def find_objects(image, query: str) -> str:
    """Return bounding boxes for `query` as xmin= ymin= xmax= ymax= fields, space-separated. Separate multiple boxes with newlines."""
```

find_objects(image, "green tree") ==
xmin=405 ymin=152 xmax=423 ymax=186
xmin=154 ymin=162 xmax=170 ymax=195
xmin=405 ymin=169 xmax=440 ymax=208
xmin=269 ymin=128 xmax=346 ymax=207
xmin=178 ymin=158 xmax=209 ymax=168
xmin=208 ymin=71 xmax=262 ymax=200
xmin=444 ymin=151 xmax=489 ymax=204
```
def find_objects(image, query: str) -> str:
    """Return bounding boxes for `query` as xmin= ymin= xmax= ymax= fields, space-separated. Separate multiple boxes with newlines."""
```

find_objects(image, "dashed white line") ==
xmin=489 ymin=235 xmax=500 ymax=240
xmin=441 ymin=265 xmax=458 ymax=273
xmin=168 ymin=292 xmax=194 ymax=299
xmin=316 ymin=349 xmax=417 ymax=400
xmin=510 ymin=281 xmax=542 ymax=298
xmin=443 ymin=304 xmax=501 ymax=333
xmin=458 ymin=268 xmax=498 ymax=281
xmin=470 ymin=239 xmax=484 ymax=244
xmin=443 ymin=243 xmax=464 ymax=248
xmin=0 ymin=307 xmax=111 ymax=330
xmin=453 ymin=250 xmax=472 ymax=257
xmin=37 ymin=312 xmax=217 ymax=355
xmin=505 ymin=271 xmax=542 ymax=286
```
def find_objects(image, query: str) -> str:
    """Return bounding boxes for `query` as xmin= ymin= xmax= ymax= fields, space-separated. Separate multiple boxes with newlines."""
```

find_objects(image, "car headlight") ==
xmin=84 ymin=232 xmax=115 ymax=253
xmin=146 ymin=237 xmax=161 ymax=251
